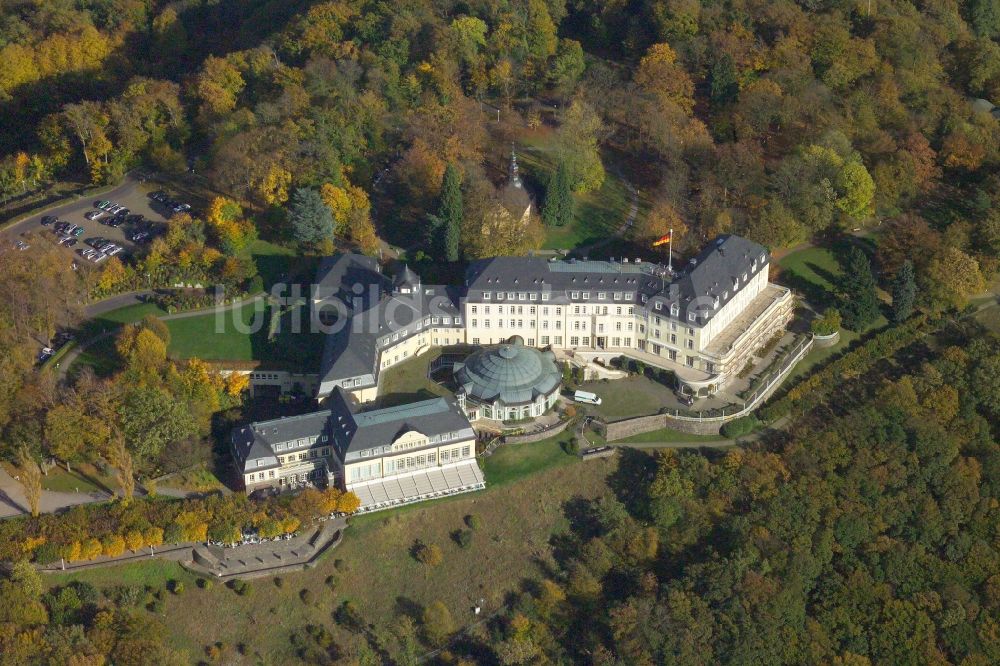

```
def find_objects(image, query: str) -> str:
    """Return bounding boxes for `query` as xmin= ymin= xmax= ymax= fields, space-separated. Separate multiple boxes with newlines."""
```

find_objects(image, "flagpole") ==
xmin=668 ymin=228 xmax=673 ymax=273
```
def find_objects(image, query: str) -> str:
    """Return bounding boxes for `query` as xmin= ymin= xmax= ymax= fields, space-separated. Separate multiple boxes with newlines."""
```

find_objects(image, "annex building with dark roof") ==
xmin=232 ymin=387 xmax=482 ymax=511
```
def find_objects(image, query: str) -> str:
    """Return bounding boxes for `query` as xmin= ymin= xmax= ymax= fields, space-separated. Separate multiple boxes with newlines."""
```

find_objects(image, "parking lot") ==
xmin=2 ymin=175 xmax=187 ymax=264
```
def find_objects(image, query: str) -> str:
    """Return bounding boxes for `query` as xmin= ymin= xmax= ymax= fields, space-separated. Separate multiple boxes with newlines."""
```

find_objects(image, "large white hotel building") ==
xmin=313 ymin=234 xmax=793 ymax=404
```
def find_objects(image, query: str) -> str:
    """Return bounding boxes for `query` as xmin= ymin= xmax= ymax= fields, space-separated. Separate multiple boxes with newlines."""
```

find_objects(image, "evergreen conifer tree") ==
xmin=891 ymin=259 xmax=916 ymax=324
xmin=839 ymin=246 xmax=881 ymax=330
xmin=543 ymin=161 xmax=573 ymax=227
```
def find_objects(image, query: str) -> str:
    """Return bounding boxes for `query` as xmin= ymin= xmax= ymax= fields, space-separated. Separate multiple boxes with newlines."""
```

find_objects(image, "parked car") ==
xmin=37 ymin=347 xmax=54 ymax=363
xmin=103 ymin=216 xmax=124 ymax=227
xmin=40 ymin=215 xmax=57 ymax=225
xmin=14 ymin=240 xmax=29 ymax=251
xmin=124 ymin=214 xmax=144 ymax=225
xmin=54 ymin=221 xmax=70 ymax=232
xmin=85 ymin=210 xmax=105 ymax=220
xmin=172 ymin=202 xmax=191 ymax=213
xmin=71 ymin=226 xmax=85 ymax=237
xmin=95 ymin=200 xmax=111 ymax=209
xmin=59 ymin=237 xmax=77 ymax=247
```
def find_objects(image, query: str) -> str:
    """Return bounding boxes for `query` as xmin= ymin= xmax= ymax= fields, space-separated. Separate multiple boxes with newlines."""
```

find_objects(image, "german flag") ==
xmin=652 ymin=233 xmax=671 ymax=247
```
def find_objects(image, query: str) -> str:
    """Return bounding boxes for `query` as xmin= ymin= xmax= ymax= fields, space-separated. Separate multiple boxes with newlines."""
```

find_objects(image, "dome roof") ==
xmin=454 ymin=338 xmax=561 ymax=406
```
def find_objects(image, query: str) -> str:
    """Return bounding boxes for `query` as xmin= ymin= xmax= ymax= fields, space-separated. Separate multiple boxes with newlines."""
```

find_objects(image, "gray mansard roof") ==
xmin=231 ymin=410 xmax=333 ymax=473
xmin=316 ymin=253 xmax=463 ymax=392
xmin=464 ymin=235 xmax=768 ymax=326
xmin=454 ymin=337 xmax=561 ymax=406
xmin=326 ymin=387 xmax=474 ymax=459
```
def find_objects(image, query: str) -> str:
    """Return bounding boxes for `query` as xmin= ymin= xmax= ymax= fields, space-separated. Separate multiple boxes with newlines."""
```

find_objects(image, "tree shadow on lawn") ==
xmin=247 ymin=302 xmax=326 ymax=373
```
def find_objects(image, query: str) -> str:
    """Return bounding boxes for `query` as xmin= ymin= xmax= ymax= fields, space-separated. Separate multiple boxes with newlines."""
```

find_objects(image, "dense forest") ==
xmin=1 ymin=0 xmax=1000 ymax=663
xmin=453 ymin=327 xmax=1000 ymax=665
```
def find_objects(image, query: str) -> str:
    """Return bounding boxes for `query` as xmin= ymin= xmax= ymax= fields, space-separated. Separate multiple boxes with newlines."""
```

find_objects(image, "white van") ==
xmin=573 ymin=390 xmax=602 ymax=405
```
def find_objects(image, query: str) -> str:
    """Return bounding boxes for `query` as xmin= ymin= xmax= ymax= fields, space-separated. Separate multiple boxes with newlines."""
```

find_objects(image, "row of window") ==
xmin=380 ymin=317 xmax=463 ymax=347
xmin=272 ymin=436 xmax=328 ymax=453
xmin=348 ymin=445 xmax=473 ymax=482
xmin=275 ymin=447 xmax=331 ymax=465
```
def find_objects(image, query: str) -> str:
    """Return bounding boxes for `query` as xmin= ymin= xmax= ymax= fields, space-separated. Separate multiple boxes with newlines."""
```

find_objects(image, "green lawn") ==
xmin=777 ymin=246 xmax=844 ymax=309
xmin=166 ymin=301 xmax=263 ymax=361
xmin=165 ymin=300 xmax=325 ymax=371
xmin=372 ymin=349 xmax=452 ymax=408
xmin=247 ymin=239 xmax=305 ymax=289
xmin=577 ymin=375 xmax=676 ymax=420
xmin=482 ymin=433 xmax=578 ymax=486
xmin=40 ymin=463 xmax=119 ymax=494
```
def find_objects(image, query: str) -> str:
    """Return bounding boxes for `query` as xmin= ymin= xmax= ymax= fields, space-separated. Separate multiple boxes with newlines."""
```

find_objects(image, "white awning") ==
xmin=348 ymin=461 xmax=486 ymax=513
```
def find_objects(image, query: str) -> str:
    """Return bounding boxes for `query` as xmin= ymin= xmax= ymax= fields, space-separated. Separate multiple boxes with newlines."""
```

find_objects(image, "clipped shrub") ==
xmin=170 ymin=580 xmax=185 ymax=595
xmin=101 ymin=535 xmax=126 ymax=558
xmin=229 ymin=578 xmax=249 ymax=595
xmin=721 ymin=415 xmax=760 ymax=438
xmin=197 ymin=578 xmax=212 ymax=590
xmin=300 ymin=588 xmax=315 ymax=605
xmin=452 ymin=529 xmax=473 ymax=549
xmin=273 ymin=576 xmax=284 ymax=588
xmin=81 ymin=538 xmax=103 ymax=561
xmin=464 ymin=514 xmax=481 ymax=530
xmin=32 ymin=542 xmax=61 ymax=565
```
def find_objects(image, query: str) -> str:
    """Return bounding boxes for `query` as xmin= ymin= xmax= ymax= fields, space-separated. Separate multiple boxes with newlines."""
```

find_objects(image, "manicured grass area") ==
xmin=165 ymin=300 xmax=325 ymax=371
xmin=615 ymin=427 xmax=724 ymax=444
xmin=40 ymin=463 xmax=119 ymax=494
xmin=577 ymin=375 xmax=675 ymax=420
xmin=166 ymin=301 xmax=263 ymax=361
xmin=247 ymin=239 xmax=305 ymax=289
xmin=373 ymin=350 xmax=452 ymax=408
xmin=482 ymin=433 xmax=578 ymax=486
xmin=47 ymin=445 xmax=616 ymax=663
xmin=777 ymin=245 xmax=844 ymax=309
xmin=81 ymin=302 xmax=168 ymax=339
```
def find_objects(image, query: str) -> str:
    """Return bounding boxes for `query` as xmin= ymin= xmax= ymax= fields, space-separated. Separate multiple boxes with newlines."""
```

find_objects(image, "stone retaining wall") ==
xmin=503 ymin=418 xmax=573 ymax=444
xmin=599 ymin=413 xmax=722 ymax=441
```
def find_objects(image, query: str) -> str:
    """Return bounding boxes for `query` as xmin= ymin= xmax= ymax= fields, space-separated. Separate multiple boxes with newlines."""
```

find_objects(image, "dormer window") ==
xmin=582 ymin=292 xmax=590 ymax=300
xmin=670 ymin=304 xmax=679 ymax=317
xmin=688 ymin=313 xmax=696 ymax=322
xmin=507 ymin=292 xmax=515 ymax=300
xmin=655 ymin=302 xmax=662 ymax=310
xmin=484 ymin=292 xmax=491 ymax=300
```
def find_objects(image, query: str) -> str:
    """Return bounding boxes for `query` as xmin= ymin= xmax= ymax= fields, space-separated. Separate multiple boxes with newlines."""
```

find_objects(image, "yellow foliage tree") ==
xmin=125 ymin=530 xmax=144 ymax=551
xmin=258 ymin=164 xmax=292 ymax=205
xmin=144 ymin=526 xmax=164 ymax=547
xmin=101 ymin=534 xmax=126 ymax=558
xmin=81 ymin=538 xmax=103 ymax=560
xmin=336 ymin=491 xmax=361 ymax=515
xmin=225 ymin=372 xmax=250 ymax=397
xmin=96 ymin=256 xmax=127 ymax=293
